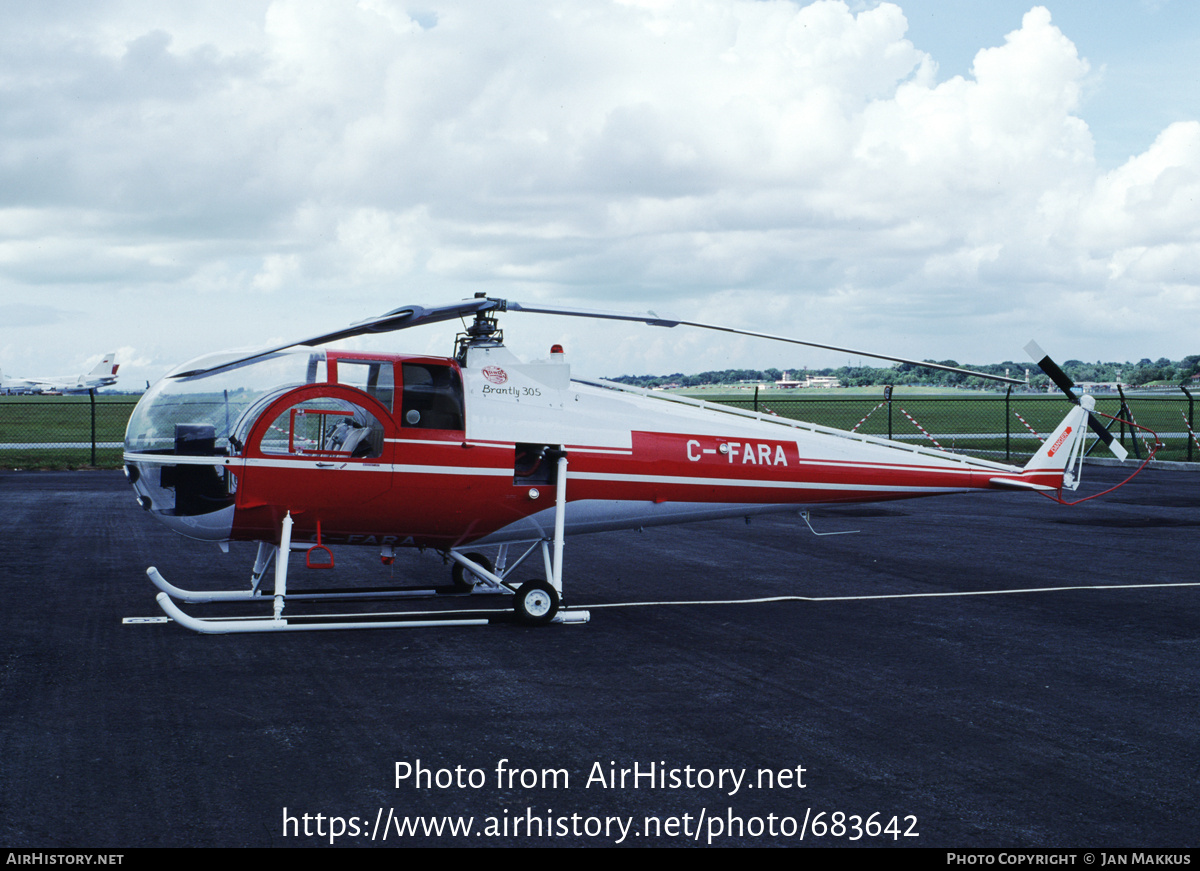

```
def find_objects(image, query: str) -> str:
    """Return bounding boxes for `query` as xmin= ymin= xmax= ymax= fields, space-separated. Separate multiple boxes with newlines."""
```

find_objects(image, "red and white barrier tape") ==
xmin=1013 ymin=411 xmax=1042 ymax=442
xmin=898 ymin=407 xmax=943 ymax=449
xmin=1182 ymin=410 xmax=1200 ymax=452
xmin=850 ymin=401 xmax=886 ymax=433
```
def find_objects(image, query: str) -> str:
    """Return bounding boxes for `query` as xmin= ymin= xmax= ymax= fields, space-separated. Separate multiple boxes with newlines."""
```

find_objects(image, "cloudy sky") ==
xmin=2 ymin=0 xmax=1198 ymax=387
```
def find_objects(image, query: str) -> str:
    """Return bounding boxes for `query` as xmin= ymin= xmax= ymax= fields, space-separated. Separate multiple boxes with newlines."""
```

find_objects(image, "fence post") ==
xmin=1005 ymin=385 xmax=1012 ymax=462
xmin=1182 ymin=384 xmax=1194 ymax=463
xmin=754 ymin=384 xmax=759 ymax=414
xmin=884 ymin=385 xmax=893 ymax=441
xmin=89 ymin=389 xmax=97 ymax=466
xmin=1117 ymin=385 xmax=1140 ymax=460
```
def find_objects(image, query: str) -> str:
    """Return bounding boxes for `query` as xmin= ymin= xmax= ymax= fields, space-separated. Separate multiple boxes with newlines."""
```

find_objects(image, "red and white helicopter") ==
xmin=123 ymin=297 xmax=1133 ymax=633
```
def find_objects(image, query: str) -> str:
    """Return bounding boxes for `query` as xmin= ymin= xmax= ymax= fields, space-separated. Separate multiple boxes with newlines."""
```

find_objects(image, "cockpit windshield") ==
xmin=125 ymin=349 xmax=327 ymax=455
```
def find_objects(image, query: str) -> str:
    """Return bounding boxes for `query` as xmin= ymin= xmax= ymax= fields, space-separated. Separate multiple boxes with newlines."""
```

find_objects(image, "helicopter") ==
xmin=122 ymin=296 xmax=1136 ymax=633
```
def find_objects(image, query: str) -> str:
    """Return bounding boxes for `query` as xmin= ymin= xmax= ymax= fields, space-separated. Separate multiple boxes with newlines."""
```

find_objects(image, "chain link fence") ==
xmin=0 ymin=395 xmax=139 ymax=469
xmin=713 ymin=388 xmax=1198 ymax=464
xmin=2 ymin=388 xmax=1196 ymax=469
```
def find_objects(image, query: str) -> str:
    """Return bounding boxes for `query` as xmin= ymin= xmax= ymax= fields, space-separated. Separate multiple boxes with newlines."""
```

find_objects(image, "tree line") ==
xmin=610 ymin=355 xmax=1200 ymax=391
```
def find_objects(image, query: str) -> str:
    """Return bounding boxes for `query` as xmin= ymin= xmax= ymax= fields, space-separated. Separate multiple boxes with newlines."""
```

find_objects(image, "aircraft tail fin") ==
xmin=86 ymin=353 xmax=119 ymax=379
xmin=988 ymin=404 xmax=1089 ymax=493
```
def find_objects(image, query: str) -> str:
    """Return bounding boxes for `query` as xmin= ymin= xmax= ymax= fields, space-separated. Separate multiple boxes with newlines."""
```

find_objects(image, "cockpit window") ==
xmin=125 ymin=349 xmax=326 ymax=455
xmin=401 ymin=363 xmax=464 ymax=430
xmin=334 ymin=360 xmax=395 ymax=412
xmin=259 ymin=396 xmax=384 ymax=459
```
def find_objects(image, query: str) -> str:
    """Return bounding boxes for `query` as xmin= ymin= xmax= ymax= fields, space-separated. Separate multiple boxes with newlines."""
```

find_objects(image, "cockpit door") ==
xmin=235 ymin=383 xmax=394 ymax=540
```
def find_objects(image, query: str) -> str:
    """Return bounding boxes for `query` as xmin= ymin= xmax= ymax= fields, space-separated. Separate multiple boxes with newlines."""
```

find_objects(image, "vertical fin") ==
xmin=988 ymin=405 xmax=1088 ymax=492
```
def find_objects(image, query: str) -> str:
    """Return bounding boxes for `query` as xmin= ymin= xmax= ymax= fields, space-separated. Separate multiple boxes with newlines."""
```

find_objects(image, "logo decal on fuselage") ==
xmin=482 ymin=366 xmax=508 ymax=385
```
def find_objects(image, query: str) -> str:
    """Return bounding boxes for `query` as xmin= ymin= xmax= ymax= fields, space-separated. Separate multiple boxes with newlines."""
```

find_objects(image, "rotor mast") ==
xmin=455 ymin=294 xmax=506 ymax=362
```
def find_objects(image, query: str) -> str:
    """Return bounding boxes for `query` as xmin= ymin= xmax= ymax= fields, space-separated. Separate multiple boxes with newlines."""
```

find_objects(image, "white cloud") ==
xmin=1077 ymin=121 xmax=1200 ymax=249
xmin=0 ymin=1 xmax=1197 ymax=384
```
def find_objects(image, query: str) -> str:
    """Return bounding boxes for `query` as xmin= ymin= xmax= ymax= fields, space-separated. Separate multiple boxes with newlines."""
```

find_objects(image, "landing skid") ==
xmin=148 ymin=452 xmax=588 ymax=633
xmin=147 ymin=563 xmax=504 ymax=604
xmin=154 ymin=591 xmax=590 ymax=634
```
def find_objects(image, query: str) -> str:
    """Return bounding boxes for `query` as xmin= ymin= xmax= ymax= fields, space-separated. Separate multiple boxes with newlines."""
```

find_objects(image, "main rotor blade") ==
xmin=170 ymin=298 xmax=499 ymax=378
xmin=506 ymin=301 xmax=680 ymax=328
xmin=509 ymin=301 xmax=1025 ymax=385
xmin=173 ymin=292 xmax=1024 ymax=389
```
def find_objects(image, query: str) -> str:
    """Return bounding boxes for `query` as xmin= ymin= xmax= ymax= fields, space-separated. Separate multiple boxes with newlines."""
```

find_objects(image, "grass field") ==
xmin=1 ymin=389 xmax=1193 ymax=469
xmin=0 ymin=395 xmax=137 ymax=469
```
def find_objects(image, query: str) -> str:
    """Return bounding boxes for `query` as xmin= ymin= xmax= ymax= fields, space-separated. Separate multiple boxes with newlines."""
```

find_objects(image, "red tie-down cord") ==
xmin=1042 ymin=411 xmax=1162 ymax=506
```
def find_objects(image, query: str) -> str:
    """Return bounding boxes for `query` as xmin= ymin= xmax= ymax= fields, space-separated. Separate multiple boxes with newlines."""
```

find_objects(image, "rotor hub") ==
xmin=455 ymin=296 xmax=506 ymax=361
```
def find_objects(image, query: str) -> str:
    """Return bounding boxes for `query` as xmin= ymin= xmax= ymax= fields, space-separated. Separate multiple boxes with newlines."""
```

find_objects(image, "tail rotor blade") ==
xmin=1086 ymin=412 xmax=1129 ymax=461
xmin=1024 ymin=340 xmax=1078 ymax=400
xmin=1025 ymin=340 xmax=1128 ymax=461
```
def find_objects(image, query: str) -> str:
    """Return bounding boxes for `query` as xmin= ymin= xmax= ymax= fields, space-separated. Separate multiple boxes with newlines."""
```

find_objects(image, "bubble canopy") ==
xmin=125 ymin=349 xmax=327 ymax=456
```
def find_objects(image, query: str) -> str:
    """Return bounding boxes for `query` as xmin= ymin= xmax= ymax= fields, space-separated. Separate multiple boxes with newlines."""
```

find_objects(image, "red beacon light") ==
xmin=550 ymin=344 xmax=564 ymax=358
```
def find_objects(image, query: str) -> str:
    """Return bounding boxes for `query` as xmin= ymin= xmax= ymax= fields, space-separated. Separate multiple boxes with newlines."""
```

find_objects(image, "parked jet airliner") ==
xmin=0 ymin=353 xmax=119 ymax=394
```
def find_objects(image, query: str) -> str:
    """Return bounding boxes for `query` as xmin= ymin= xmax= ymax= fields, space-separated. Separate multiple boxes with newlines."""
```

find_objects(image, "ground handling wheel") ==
xmin=452 ymin=553 xmax=494 ymax=591
xmin=514 ymin=579 xmax=560 ymax=625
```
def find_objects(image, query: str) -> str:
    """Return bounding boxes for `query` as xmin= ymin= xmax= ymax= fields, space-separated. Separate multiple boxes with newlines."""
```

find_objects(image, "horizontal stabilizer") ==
xmin=988 ymin=477 xmax=1057 ymax=492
